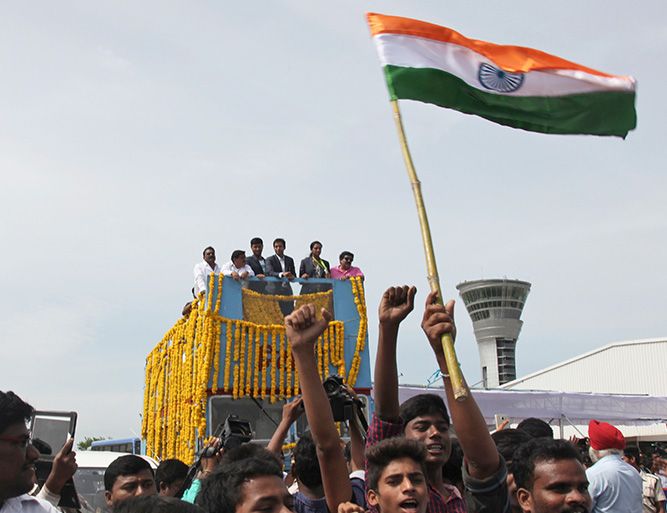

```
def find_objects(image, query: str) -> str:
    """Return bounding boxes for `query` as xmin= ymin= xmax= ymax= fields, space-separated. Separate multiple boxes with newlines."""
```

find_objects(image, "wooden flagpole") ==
xmin=390 ymin=99 xmax=468 ymax=401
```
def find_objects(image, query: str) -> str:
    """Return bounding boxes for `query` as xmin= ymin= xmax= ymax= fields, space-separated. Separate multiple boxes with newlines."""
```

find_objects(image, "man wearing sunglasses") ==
xmin=0 ymin=390 xmax=59 ymax=512
xmin=330 ymin=251 xmax=364 ymax=280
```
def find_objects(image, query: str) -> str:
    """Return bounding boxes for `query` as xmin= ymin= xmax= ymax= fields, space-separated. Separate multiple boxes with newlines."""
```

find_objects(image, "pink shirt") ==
xmin=330 ymin=265 xmax=364 ymax=279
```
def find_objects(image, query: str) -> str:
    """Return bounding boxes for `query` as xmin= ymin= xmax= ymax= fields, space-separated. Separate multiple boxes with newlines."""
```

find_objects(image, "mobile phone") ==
xmin=30 ymin=411 xmax=77 ymax=456
xmin=31 ymin=410 xmax=80 ymax=510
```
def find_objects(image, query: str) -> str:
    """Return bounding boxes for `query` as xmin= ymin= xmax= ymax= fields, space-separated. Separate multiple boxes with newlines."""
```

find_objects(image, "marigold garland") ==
xmin=285 ymin=337 xmax=293 ymax=397
xmin=323 ymin=328 xmax=330 ymax=378
xmin=233 ymin=323 xmax=241 ymax=399
xmin=347 ymin=277 xmax=368 ymax=386
xmin=253 ymin=327 xmax=261 ymax=397
xmin=279 ymin=331 xmax=286 ymax=400
xmin=271 ymin=328 xmax=278 ymax=403
xmin=223 ymin=321 xmax=232 ymax=392
xmin=262 ymin=331 xmax=269 ymax=400
xmin=245 ymin=325 xmax=253 ymax=396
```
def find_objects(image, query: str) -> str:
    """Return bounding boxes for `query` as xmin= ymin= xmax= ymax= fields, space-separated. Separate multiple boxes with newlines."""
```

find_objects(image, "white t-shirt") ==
xmin=0 ymin=494 xmax=60 ymax=513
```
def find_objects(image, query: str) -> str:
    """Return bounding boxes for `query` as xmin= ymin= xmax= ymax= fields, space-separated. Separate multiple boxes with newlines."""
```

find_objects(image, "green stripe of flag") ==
xmin=384 ymin=65 xmax=637 ymax=137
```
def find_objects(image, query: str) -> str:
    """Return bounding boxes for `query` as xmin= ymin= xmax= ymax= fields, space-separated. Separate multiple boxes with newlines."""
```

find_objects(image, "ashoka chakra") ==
xmin=478 ymin=63 xmax=525 ymax=93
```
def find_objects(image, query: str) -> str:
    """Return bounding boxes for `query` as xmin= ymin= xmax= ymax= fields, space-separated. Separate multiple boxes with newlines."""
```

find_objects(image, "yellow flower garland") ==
xmin=347 ymin=277 xmax=368 ymax=386
xmin=233 ymin=323 xmax=241 ymax=399
xmin=262 ymin=331 xmax=269 ymax=400
xmin=223 ymin=321 xmax=232 ymax=392
xmin=253 ymin=327 xmax=261 ymax=397
xmin=278 ymin=330 xmax=285 ymax=400
xmin=285 ymin=335 xmax=293 ymax=397
xmin=271 ymin=328 xmax=278 ymax=403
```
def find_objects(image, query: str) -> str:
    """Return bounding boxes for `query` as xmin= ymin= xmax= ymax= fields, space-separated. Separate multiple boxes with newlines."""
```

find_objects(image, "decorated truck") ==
xmin=141 ymin=275 xmax=371 ymax=463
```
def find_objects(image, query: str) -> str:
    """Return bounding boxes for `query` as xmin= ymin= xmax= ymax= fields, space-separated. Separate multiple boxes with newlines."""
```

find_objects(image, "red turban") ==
xmin=588 ymin=419 xmax=625 ymax=450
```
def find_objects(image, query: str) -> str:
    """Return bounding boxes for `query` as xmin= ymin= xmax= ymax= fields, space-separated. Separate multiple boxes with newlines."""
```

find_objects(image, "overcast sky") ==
xmin=1 ymin=1 xmax=665 ymax=440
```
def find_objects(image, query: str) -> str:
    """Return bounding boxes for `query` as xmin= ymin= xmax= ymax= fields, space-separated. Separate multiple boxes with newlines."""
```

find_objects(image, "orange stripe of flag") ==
xmin=367 ymin=12 xmax=619 ymax=78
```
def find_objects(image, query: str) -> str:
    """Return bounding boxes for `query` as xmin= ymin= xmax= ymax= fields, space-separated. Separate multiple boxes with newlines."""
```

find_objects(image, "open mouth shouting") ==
xmin=398 ymin=498 xmax=422 ymax=513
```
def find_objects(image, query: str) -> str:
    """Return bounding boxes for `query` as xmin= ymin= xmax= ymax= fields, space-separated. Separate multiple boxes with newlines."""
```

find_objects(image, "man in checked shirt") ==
xmin=367 ymin=286 xmax=510 ymax=513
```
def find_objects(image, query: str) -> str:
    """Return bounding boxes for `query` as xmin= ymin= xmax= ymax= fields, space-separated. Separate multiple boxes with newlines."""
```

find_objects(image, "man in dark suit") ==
xmin=246 ymin=237 xmax=267 ymax=293
xmin=265 ymin=238 xmax=296 ymax=316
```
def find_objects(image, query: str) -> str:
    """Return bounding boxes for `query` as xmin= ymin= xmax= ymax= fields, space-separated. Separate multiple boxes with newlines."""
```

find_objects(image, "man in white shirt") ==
xmin=587 ymin=419 xmax=642 ymax=513
xmin=0 ymin=391 xmax=59 ymax=513
xmin=221 ymin=251 xmax=255 ymax=281
xmin=193 ymin=246 xmax=220 ymax=296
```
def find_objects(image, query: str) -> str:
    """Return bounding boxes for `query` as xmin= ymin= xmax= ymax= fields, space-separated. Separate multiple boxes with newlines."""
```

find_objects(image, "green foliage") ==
xmin=77 ymin=436 xmax=109 ymax=451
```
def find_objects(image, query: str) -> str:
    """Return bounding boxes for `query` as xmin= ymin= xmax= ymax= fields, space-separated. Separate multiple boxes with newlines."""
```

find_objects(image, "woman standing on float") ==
xmin=299 ymin=241 xmax=330 ymax=294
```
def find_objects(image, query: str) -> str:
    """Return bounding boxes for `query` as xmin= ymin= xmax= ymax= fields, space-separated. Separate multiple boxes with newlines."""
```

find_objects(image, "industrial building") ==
xmin=501 ymin=337 xmax=667 ymax=396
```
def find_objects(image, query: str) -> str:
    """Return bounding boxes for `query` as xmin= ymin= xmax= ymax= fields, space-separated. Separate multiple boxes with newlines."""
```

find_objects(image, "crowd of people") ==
xmin=193 ymin=238 xmax=364 ymax=297
xmin=2 ymin=286 xmax=666 ymax=513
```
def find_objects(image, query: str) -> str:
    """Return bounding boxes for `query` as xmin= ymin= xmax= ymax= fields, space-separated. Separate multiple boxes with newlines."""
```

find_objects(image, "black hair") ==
xmin=104 ymin=455 xmax=154 ymax=492
xmin=113 ymin=495 xmax=204 ymax=513
xmin=273 ymin=238 xmax=286 ymax=247
xmin=250 ymin=237 xmax=263 ymax=246
xmin=231 ymin=250 xmax=245 ymax=261
xmin=293 ymin=431 xmax=322 ymax=489
xmin=310 ymin=241 xmax=322 ymax=251
xmin=196 ymin=445 xmax=283 ymax=513
xmin=516 ymin=418 xmax=553 ymax=439
xmin=491 ymin=429 xmax=533 ymax=462
xmin=442 ymin=438 xmax=463 ymax=489
xmin=0 ymin=390 xmax=34 ymax=434
xmin=399 ymin=393 xmax=450 ymax=427
xmin=511 ymin=438 xmax=582 ymax=491
xmin=339 ymin=251 xmax=354 ymax=261
xmin=155 ymin=459 xmax=188 ymax=489
xmin=623 ymin=446 xmax=640 ymax=463
xmin=203 ymin=246 xmax=215 ymax=257
xmin=366 ymin=438 xmax=427 ymax=492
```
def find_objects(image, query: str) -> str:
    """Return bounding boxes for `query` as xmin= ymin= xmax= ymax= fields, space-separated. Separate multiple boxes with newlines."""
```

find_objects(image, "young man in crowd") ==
xmin=516 ymin=419 xmax=554 ymax=439
xmin=193 ymin=246 xmax=220 ymax=296
xmin=285 ymin=303 xmax=359 ymax=513
xmin=369 ymin=286 xmax=509 ymax=512
xmin=512 ymin=438 xmax=591 ymax=513
xmin=196 ymin=444 xmax=293 ymax=513
xmin=337 ymin=438 xmax=428 ymax=513
xmin=623 ymin=446 xmax=666 ymax=513
xmin=0 ymin=391 xmax=59 ymax=513
xmin=366 ymin=438 xmax=429 ymax=513
xmin=491 ymin=429 xmax=534 ymax=513
xmin=155 ymin=459 xmax=189 ymax=498
xmin=104 ymin=455 xmax=157 ymax=509
xmin=291 ymin=432 xmax=329 ymax=513
xmin=586 ymin=419 xmax=642 ymax=513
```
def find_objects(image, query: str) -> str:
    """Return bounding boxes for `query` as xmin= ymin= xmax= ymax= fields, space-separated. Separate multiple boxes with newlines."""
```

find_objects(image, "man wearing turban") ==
xmin=586 ymin=419 xmax=642 ymax=513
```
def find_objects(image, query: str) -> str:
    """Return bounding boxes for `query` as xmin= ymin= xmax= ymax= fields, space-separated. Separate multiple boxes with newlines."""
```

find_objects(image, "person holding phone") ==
xmin=0 ymin=390 xmax=60 ymax=513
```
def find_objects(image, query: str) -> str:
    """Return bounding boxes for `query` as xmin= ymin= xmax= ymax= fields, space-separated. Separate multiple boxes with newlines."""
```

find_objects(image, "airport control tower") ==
xmin=456 ymin=279 xmax=531 ymax=388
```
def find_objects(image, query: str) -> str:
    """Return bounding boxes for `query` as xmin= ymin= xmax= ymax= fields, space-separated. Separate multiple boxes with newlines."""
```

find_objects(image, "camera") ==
xmin=203 ymin=414 xmax=253 ymax=457
xmin=322 ymin=375 xmax=365 ymax=426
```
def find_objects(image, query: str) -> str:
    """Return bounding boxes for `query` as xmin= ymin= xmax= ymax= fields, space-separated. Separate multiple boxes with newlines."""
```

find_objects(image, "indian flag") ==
xmin=367 ymin=13 xmax=637 ymax=138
